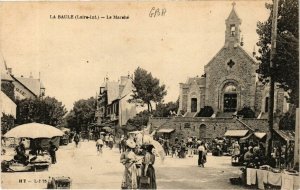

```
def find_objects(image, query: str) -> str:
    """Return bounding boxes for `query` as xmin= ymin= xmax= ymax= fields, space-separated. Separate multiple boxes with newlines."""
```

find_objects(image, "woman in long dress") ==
xmin=120 ymin=140 xmax=138 ymax=189
xmin=141 ymin=144 xmax=157 ymax=189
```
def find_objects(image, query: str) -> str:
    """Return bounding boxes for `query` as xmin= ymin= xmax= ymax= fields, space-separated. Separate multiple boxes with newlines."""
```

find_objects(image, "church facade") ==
xmin=150 ymin=4 xmax=289 ymax=142
xmin=178 ymin=4 xmax=287 ymax=118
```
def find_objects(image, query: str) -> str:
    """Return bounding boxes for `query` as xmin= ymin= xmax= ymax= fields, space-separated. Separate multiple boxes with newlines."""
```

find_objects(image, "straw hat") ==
xmin=126 ymin=139 xmax=136 ymax=149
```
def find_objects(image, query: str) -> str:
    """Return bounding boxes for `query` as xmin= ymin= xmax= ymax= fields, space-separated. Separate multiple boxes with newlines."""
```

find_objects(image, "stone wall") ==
xmin=254 ymin=83 xmax=264 ymax=115
xmin=204 ymin=46 xmax=257 ymax=113
xmin=149 ymin=117 xmax=268 ymax=143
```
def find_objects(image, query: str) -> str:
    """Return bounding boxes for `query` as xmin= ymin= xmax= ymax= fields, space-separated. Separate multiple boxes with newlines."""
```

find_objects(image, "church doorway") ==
xmin=199 ymin=124 xmax=206 ymax=139
xmin=224 ymin=94 xmax=237 ymax=112
xmin=191 ymin=98 xmax=197 ymax=112
xmin=223 ymin=84 xmax=237 ymax=112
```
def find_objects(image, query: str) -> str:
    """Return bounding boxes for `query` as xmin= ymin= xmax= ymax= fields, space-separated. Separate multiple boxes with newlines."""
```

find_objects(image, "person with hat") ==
xmin=120 ymin=139 xmax=138 ymax=189
xmin=140 ymin=144 xmax=157 ymax=189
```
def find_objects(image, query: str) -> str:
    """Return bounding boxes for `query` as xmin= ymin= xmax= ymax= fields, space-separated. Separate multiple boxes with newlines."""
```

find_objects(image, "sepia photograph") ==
xmin=0 ymin=0 xmax=299 ymax=189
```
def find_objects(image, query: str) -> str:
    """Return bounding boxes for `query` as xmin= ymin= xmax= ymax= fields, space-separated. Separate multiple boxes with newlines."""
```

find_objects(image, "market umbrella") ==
xmin=134 ymin=131 xmax=165 ymax=162
xmin=4 ymin=122 xmax=64 ymax=139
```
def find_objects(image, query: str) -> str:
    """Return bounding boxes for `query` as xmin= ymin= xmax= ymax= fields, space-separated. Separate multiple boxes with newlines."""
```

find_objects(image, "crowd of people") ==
xmin=155 ymin=136 xmax=209 ymax=167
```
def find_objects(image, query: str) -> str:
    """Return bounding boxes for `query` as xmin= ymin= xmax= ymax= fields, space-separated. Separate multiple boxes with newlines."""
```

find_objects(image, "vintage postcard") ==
xmin=1 ymin=0 xmax=299 ymax=189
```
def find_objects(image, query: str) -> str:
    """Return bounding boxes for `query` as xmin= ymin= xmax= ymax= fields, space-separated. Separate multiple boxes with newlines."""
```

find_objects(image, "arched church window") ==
xmin=223 ymin=83 xmax=237 ymax=112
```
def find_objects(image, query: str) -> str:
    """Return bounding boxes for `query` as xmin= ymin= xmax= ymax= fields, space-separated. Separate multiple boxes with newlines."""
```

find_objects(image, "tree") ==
xmin=1 ymin=82 xmax=15 ymax=101
xmin=1 ymin=113 xmax=14 ymax=134
xmin=237 ymin=106 xmax=256 ymax=118
xmin=126 ymin=110 xmax=150 ymax=131
xmin=279 ymin=112 xmax=295 ymax=130
xmin=152 ymin=100 xmax=179 ymax=117
xmin=196 ymin=106 xmax=214 ymax=117
xmin=67 ymin=97 xmax=97 ymax=132
xmin=15 ymin=97 xmax=67 ymax=126
xmin=129 ymin=67 xmax=167 ymax=112
xmin=256 ymin=0 xmax=299 ymax=106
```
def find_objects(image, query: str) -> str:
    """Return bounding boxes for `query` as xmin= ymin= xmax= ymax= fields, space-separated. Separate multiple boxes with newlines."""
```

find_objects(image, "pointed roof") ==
xmin=106 ymin=81 xmax=119 ymax=104
xmin=186 ymin=77 xmax=206 ymax=87
xmin=226 ymin=2 xmax=241 ymax=22
xmin=1 ymin=59 xmax=13 ymax=82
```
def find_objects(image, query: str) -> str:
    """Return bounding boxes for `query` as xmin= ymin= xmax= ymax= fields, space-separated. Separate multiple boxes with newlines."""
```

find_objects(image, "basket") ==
xmin=48 ymin=177 xmax=72 ymax=189
xmin=229 ymin=177 xmax=242 ymax=185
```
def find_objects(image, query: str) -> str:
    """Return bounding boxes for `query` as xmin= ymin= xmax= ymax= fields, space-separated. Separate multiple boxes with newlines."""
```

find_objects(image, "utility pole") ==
xmin=266 ymin=0 xmax=279 ymax=159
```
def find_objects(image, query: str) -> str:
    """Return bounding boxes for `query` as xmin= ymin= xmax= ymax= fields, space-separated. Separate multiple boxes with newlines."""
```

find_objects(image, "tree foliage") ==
xmin=152 ymin=100 xmax=179 ymax=117
xmin=237 ymin=106 xmax=256 ymax=118
xmin=196 ymin=106 xmax=214 ymax=117
xmin=279 ymin=112 xmax=295 ymax=130
xmin=66 ymin=97 xmax=97 ymax=132
xmin=15 ymin=97 xmax=67 ymax=126
xmin=1 ymin=113 xmax=14 ymax=134
xmin=129 ymin=67 xmax=167 ymax=112
xmin=1 ymin=82 xmax=15 ymax=101
xmin=126 ymin=110 xmax=150 ymax=131
xmin=256 ymin=0 xmax=299 ymax=106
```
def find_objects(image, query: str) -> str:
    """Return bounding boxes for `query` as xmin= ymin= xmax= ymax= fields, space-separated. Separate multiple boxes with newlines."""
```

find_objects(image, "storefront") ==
xmin=157 ymin=128 xmax=175 ymax=140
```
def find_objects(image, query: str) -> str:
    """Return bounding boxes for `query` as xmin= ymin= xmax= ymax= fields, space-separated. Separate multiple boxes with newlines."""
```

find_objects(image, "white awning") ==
xmin=254 ymin=132 xmax=266 ymax=139
xmin=1 ymin=91 xmax=16 ymax=118
xmin=157 ymin=128 xmax=175 ymax=133
xmin=224 ymin=130 xmax=248 ymax=137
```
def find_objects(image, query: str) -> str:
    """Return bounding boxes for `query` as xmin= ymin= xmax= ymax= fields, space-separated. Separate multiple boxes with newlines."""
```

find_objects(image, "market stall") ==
xmin=2 ymin=123 xmax=64 ymax=172
xmin=245 ymin=167 xmax=299 ymax=190
xmin=273 ymin=129 xmax=295 ymax=169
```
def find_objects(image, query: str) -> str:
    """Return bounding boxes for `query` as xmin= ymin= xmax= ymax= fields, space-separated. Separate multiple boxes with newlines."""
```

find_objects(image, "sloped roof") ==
xmin=106 ymin=81 xmax=120 ymax=104
xmin=187 ymin=77 xmax=206 ymax=86
xmin=274 ymin=129 xmax=295 ymax=142
xmin=15 ymin=77 xmax=42 ymax=96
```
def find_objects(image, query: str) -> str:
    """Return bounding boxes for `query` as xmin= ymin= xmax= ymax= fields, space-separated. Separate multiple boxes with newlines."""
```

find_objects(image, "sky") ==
xmin=0 ymin=1 xmax=270 ymax=111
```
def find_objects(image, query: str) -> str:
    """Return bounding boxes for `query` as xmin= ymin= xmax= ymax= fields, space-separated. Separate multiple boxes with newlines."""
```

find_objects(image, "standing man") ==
xmin=74 ymin=133 xmax=80 ymax=148
xmin=49 ymin=141 xmax=58 ymax=164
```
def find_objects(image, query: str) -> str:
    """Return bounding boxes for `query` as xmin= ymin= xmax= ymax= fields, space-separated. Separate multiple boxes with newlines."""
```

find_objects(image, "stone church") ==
xmin=178 ymin=4 xmax=288 ymax=118
xmin=150 ymin=4 xmax=290 ymax=142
